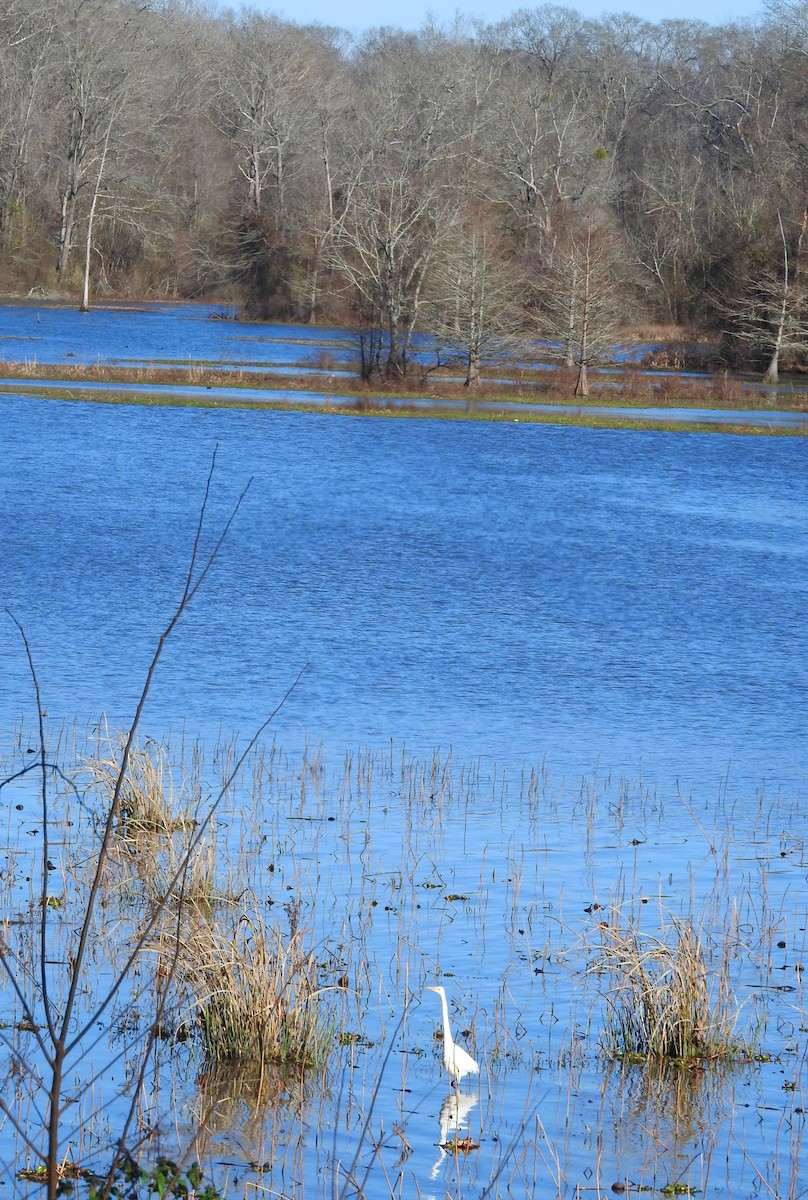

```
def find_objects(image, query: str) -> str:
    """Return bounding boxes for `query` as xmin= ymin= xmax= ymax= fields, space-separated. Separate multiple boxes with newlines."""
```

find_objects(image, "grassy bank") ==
xmin=2 ymin=355 xmax=808 ymax=407
xmin=2 ymin=358 xmax=808 ymax=434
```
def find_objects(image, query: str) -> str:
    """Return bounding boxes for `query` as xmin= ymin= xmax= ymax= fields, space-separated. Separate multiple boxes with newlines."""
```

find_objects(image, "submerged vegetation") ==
xmin=2 ymin=347 xmax=808 ymax=436
xmin=0 ymin=718 xmax=805 ymax=1197
xmin=3 ymin=351 xmax=808 ymax=409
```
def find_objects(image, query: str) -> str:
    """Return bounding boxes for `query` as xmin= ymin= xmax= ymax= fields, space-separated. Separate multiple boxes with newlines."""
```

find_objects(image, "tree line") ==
xmin=2 ymin=0 xmax=807 ymax=387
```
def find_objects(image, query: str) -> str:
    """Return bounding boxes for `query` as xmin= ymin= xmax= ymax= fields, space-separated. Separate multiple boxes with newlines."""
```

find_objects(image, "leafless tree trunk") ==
xmin=724 ymin=211 xmax=806 ymax=382
xmin=429 ymin=213 xmax=524 ymax=388
xmin=0 ymin=0 xmax=806 ymax=353
xmin=56 ymin=92 xmax=87 ymax=279
xmin=763 ymin=214 xmax=789 ymax=384
xmin=575 ymin=219 xmax=594 ymax=396
xmin=79 ymin=114 xmax=113 ymax=311
xmin=535 ymin=211 xmax=635 ymax=396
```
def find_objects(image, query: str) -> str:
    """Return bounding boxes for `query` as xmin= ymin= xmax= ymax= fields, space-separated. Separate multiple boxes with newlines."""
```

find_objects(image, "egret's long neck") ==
xmin=439 ymin=991 xmax=454 ymax=1049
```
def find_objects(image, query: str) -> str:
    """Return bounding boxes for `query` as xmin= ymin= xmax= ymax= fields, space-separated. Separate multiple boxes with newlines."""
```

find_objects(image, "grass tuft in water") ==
xmin=593 ymin=912 xmax=742 ymax=1062
xmin=178 ymin=902 xmax=330 ymax=1070
xmin=87 ymin=733 xmax=195 ymax=838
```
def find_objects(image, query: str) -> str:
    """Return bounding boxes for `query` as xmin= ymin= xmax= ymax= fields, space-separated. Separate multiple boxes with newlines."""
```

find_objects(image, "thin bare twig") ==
xmin=3 ymin=612 xmax=59 ymax=1048
xmin=1 ymin=448 xmax=288 ymax=1199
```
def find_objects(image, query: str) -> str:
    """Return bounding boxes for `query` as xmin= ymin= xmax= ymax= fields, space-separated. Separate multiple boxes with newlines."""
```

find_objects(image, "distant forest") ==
xmin=2 ymin=0 xmax=807 ymax=381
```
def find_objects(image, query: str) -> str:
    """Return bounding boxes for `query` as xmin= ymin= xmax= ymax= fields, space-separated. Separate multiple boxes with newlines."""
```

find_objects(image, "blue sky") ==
xmin=253 ymin=0 xmax=765 ymax=35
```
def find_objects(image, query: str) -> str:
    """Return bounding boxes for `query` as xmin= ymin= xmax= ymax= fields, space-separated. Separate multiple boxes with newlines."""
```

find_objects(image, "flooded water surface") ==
xmin=0 ymin=304 xmax=806 ymax=1198
xmin=2 ymin=300 xmax=807 ymax=426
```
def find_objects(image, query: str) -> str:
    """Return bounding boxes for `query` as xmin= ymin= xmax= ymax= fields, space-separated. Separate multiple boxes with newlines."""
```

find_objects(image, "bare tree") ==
xmin=0 ymin=455 xmax=255 ymax=1199
xmin=212 ymin=12 xmax=315 ymax=231
xmin=536 ymin=212 xmax=636 ymax=396
xmin=489 ymin=5 xmax=608 ymax=256
xmin=724 ymin=210 xmax=807 ymax=382
xmin=333 ymin=170 xmax=452 ymax=378
xmin=1 ymin=0 xmax=807 ymax=358
xmin=78 ymin=112 xmax=112 ymax=310
xmin=280 ymin=26 xmax=351 ymax=321
xmin=0 ymin=0 xmax=55 ymax=262
xmin=429 ymin=206 xmax=525 ymax=387
xmin=329 ymin=29 xmax=463 ymax=378
xmin=48 ymin=0 xmax=153 ymax=283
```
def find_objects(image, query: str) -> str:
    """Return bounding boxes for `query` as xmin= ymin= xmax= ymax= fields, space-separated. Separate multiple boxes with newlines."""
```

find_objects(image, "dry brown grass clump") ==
xmin=84 ymin=734 xmax=330 ymax=1073
xmin=592 ymin=913 xmax=741 ymax=1063
xmin=85 ymin=734 xmax=195 ymax=838
xmin=177 ymin=905 xmax=329 ymax=1070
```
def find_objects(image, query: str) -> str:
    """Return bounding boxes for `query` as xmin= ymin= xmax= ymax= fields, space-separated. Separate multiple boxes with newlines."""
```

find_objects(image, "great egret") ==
xmin=425 ymin=985 xmax=480 ymax=1085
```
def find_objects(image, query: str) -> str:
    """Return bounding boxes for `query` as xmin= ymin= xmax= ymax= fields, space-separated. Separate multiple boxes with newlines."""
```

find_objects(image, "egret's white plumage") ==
xmin=426 ymin=985 xmax=480 ymax=1085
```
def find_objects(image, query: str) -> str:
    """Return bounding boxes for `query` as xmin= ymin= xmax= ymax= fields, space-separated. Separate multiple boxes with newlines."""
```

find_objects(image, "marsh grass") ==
xmin=5 ymin=355 xmax=808 ymax=416
xmin=1 ymin=707 xmax=804 ymax=1198
xmin=83 ymin=732 xmax=332 ymax=1073
xmin=592 ymin=911 xmax=742 ymax=1063
xmin=80 ymin=737 xmax=226 ymax=922
xmin=86 ymin=733 xmax=196 ymax=839
xmin=174 ymin=901 xmax=330 ymax=1071
xmin=0 ymin=453 xmax=326 ymax=1199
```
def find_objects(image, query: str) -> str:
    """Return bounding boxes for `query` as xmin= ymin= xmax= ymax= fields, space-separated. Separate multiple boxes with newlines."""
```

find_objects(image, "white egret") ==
xmin=425 ymin=985 xmax=480 ymax=1086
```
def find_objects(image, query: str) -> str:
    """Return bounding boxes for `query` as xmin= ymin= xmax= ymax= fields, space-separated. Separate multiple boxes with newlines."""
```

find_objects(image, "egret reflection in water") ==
xmin=430 ymin=1088 xmax=479 ymax=1180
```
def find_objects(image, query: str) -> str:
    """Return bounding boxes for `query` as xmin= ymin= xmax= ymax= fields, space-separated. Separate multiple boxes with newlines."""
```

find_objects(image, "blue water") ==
xmin=0 ymin=302 xmax=647 ymax=371
xmin=1 ymin=311 xmax=807 ymax=1199
xmin=1 ymin=392 xmax=806 ymax=804
xmin=0 ymin=301 xmax=350 ymax=367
